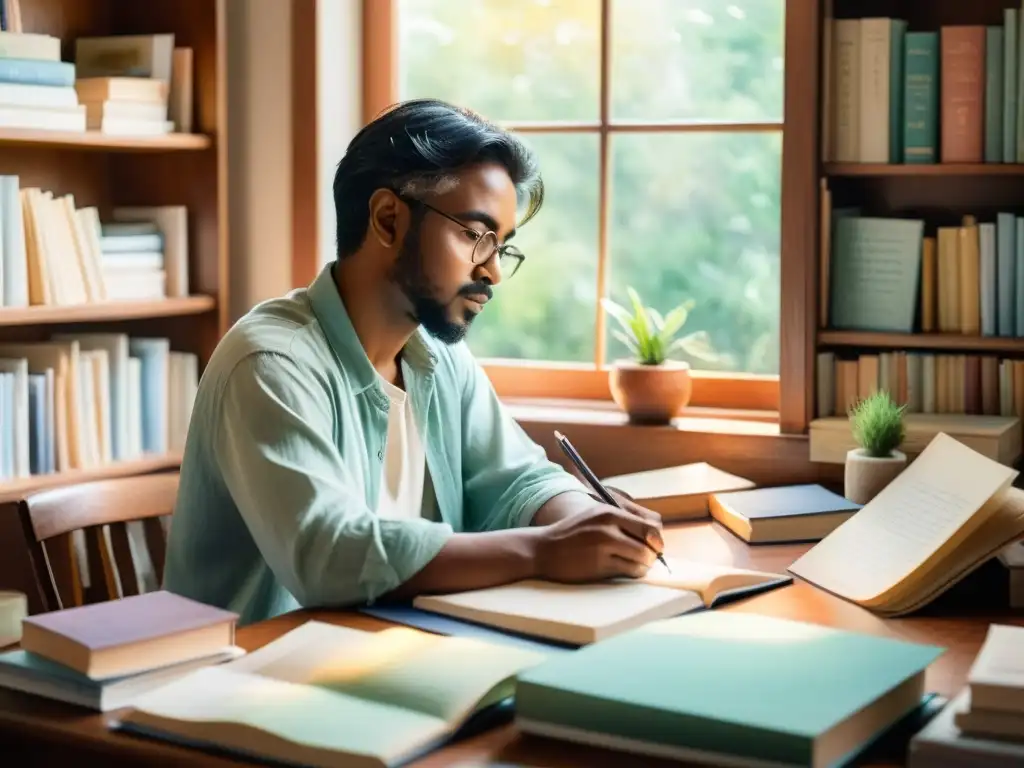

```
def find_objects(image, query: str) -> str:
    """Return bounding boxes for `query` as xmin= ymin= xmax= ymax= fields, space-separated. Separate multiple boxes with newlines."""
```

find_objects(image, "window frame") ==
xmin=360 ymin=0 xmax=818 ymax=432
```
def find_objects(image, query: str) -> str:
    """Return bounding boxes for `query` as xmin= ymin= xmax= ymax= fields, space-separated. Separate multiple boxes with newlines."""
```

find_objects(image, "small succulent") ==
xmin=849 ymin=390 xmax=906 ymax=457
xmin=602 ymin=286 xmax=719 ymax=366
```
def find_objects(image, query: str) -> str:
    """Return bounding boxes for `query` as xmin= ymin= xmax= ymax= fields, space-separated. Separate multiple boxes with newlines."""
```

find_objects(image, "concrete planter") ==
xmin=844 ymin=448 xmax=907 ymax=505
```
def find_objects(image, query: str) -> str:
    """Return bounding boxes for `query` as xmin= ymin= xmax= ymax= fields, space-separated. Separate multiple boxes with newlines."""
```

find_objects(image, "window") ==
xmin=380 ymin=0 xmax=784 ymax=411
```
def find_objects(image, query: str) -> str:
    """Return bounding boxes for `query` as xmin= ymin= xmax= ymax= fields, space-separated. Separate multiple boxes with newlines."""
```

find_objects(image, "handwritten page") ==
xmin=788 ymin=433 xmax=1017 ymax=604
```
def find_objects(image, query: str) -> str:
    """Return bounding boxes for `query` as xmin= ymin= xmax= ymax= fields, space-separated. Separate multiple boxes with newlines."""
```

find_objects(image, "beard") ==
xmin=388 ymin=219 xmax=491 ymax=345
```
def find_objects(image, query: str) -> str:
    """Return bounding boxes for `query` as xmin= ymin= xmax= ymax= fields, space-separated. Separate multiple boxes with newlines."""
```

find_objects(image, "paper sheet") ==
xmin=788 ymin=433 xmax=1017 ymax=603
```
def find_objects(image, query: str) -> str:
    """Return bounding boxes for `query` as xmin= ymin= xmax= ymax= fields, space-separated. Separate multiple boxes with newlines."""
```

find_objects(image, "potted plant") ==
xmin=601 ymin=287 xmax=719 ymax=424
xmin=845 ymin=390 xmax=908 ymax=504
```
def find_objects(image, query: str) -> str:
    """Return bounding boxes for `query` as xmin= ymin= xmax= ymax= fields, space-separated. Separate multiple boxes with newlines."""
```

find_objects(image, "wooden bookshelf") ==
xmin=0 ymin=127 xmax=211 ymax=151
xmin=0 ymin=296 xmax=216 ymax=326
xmin=826 ymin=163 xmax=1024 ymax=177
xmin=818 ymin=331 xmax=1024 ymax=354
xmin=0 ymin=0 xmax=228 ymax=497
xmin=816 ymin=0 xmax=1024 ymax=431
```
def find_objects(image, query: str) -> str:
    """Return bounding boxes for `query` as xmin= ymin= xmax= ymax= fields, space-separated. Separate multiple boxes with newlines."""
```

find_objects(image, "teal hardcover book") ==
xmin=902 ymin=31 xmax=938 ymax=163
xmin=515 ymin=612 xmax=945 ymax=768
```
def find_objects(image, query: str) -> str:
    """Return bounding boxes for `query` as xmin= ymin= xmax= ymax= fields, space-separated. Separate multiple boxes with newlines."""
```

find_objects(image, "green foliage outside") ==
xmin=849 ymin=391 xmax=906 ymax=458
xmin=397 ymin=0 xmax=784 ymax=374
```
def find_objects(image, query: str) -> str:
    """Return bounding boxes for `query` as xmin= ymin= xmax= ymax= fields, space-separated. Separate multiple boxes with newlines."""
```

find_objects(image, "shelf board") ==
xmin=825 ymin=162 xmax=1024 ymax=177
xmin=0 ymin=454 xmax=182 ymax=503
xmin=0 ymin=128 xmax=211 ymax=151
xmin=0 ymin=296 xmax=216 ymax=326
xmin=818 ymin=330 xmax=1024 ymax=354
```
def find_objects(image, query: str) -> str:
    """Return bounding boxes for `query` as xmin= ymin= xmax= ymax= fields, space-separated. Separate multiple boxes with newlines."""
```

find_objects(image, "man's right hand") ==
xmin=531 ymin=503 xmax=664 ymax=582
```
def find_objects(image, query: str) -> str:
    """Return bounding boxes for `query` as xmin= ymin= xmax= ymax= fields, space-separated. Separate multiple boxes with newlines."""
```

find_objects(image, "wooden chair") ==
xmin=12 ymin=472 xmax=179 ymax=614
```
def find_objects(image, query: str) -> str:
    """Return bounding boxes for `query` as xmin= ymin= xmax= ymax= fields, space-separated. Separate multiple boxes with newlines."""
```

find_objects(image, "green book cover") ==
xmin=986 ymin=26 xmax=1005 ymax=163
xmin=829 ymin=216 xmax=924 ymax=332
xmin=516 ymin=612 xmax=944 ymax=768
xmin=902 ymin=31 xmax=938 ymax=163
xmin=1004 ymin=9 xmax=1018 ymax=163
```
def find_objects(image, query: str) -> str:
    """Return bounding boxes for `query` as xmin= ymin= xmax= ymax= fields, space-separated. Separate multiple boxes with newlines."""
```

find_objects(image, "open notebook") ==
xmin=405 ymin=559 xmax=791 ymax=646
xmin=113 ymin=621 xmax=545 ymax=768
xmin=790 ymin=433 xmax=1024 ymax=616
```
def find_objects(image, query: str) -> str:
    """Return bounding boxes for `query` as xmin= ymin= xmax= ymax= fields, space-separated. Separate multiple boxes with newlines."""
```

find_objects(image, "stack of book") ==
xmin=0 ymin=22 xmax=83 ymax=132
xmin=910 ymin=624 xmax=1024 ymax=766
xmin=74 ymin=34 xmax=189 ymax=136
xmin=99 ymin=221 xmax=167 ymax=301
xmin=0 ymin=591 xmax=243 ymax=711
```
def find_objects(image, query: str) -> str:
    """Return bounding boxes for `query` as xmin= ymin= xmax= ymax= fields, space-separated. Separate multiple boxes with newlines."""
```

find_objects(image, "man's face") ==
xmin=389 ymin=162 xmax=518 ymax=344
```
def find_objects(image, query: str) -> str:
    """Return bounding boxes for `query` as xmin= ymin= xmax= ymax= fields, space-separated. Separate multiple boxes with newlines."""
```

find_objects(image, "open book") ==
xmin=114 ymin=621 xmax=545 ymax=768
xmin=789 ymin=433 xmax=1024 ymax=616
xmin=410 ymin=559 xmax=791 ymax=646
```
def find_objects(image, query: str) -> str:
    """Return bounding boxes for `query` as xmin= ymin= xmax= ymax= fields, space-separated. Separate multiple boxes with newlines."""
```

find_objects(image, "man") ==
xmin=163 ymin=98 xmax=664 ymax=625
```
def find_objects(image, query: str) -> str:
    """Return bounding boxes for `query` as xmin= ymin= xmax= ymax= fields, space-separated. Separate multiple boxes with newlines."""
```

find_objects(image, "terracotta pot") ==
xmin=609 ymin=360 xmax=692 ymax=424
xmin=844 ymin=448 xmax=907 ymax=505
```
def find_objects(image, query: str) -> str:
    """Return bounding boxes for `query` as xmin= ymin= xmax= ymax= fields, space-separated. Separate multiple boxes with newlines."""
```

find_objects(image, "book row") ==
xmin=0 ymin=334 xmax=197 ymax=483
xmin=816 ymin=349 xmax=1024 ymax=420
xmin=825 ymin=11 xmax=1023 ymax=164
xmin=821 ymin=195 xmax=1024 ymax=336
xmin=0 ymin=175 xmax=189 ymax=308
xmin=0 ymin=27 xmax=190 ymax=135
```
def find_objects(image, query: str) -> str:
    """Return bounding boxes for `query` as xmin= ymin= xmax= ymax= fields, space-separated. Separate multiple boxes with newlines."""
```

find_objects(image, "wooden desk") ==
xmin=1 ymin=520 xmax=1021 ymax=767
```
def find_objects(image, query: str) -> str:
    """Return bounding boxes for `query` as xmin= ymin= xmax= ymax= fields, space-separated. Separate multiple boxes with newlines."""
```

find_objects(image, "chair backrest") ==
xmin=15 ymin=472 xmax=179 ymax=613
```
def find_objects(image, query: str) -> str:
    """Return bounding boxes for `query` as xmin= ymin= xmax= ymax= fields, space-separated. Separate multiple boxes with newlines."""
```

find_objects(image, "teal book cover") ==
xmin=1004 ymin=9 xmax=1018 ymax=163
xmin=986 ymin=26 xmax=1005 ymax=163
xmin=902 ymin=31 xmax=938 ymax=164
xmin=516 ymin=612 xmax=945 ymax=768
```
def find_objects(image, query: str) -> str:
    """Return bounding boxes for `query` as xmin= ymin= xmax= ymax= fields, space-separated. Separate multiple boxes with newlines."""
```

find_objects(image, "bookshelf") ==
xmin=815 ymin=0 xmax=1024 ymax=462
xmin=0 ymin=0 xmax=227 ymax=497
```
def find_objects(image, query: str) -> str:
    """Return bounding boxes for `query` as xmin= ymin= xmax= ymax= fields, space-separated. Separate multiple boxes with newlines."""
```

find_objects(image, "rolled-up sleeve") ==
xmin=456 ymin=346 xmax=589 ymax=532
xmin=214 ymin=352 xmax=452 ymax=607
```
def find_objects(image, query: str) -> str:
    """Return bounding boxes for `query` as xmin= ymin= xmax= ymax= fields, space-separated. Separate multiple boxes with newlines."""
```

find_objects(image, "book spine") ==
xmin=0 ymin=58 xmax=75 ymax=88
xmin=903 ymin=32 xmax=938 ymax=163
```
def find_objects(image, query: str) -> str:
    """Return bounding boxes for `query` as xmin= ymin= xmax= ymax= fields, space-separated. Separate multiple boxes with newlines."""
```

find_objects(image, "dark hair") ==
xmin=332 ymin=98 xmax=544 ymax=259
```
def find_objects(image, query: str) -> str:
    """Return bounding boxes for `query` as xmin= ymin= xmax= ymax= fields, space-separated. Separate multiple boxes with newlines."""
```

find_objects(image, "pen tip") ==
xmin=554 ymin=430 xmax=564 ymax=440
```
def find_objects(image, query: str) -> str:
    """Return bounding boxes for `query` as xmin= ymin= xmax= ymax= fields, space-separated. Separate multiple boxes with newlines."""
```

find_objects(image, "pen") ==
xmin=553 ymin=430 xmax=671 ymax=573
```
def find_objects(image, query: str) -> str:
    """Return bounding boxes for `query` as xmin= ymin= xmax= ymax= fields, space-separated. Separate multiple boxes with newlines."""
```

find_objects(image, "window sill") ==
xmin=505 ymin=397 xmax=838 ymax=488
xmin=502 ymin=398 xmax=780 ymax=432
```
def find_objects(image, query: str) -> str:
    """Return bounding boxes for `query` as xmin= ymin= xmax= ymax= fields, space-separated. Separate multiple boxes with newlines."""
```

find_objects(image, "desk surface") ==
xmin=1 ymin=520 xmax=1022 ymax=767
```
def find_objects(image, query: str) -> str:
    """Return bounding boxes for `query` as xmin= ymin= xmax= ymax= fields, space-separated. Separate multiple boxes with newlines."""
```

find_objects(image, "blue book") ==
xmin=515 ymin=611 xmax=945 ymax=768
xmin=128 ymin=338 xmax=169 ymax=455
xmin=27 ymin=373 xmax=44 ymax=475
xmin=1004 ymin=9 xmax=1018 ymax=162
xmin=709 ymin=483 xmax=862 ymax=544
xmin=0 ymin=58 xmax=74 ymax=87
xmin=997 ymin=212 xmax=1017 ymax=335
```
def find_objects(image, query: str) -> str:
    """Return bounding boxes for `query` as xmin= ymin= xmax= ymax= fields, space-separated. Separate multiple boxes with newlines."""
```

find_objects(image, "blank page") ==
xmin=788 ymin=433 xmax=1017 ymax=604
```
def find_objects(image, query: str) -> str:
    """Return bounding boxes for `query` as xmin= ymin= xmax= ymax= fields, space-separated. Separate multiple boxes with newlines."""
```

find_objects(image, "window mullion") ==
xmin=594 ymin=0 xmax=612 ymax=369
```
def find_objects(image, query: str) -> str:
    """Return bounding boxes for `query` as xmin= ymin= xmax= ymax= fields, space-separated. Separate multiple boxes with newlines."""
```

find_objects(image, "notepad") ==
xmin=410 ymin=558 xmax=791 ymax=646
xmin=115 ymin=621 xmax=545 ymax=768
xmin=789 ymin=433 xmax=1024 ymax=616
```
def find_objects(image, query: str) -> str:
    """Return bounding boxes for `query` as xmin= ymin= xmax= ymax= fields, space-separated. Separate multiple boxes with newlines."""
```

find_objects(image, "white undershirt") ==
xmin=375 ymin=376 xmax=437 ymax=521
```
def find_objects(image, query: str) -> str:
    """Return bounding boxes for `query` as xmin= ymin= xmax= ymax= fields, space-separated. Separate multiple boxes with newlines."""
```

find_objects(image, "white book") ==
xmin=0 ymin=357 xmax=29 ymax=478
xmin=858 ymin=18 xmax=893 ymax=163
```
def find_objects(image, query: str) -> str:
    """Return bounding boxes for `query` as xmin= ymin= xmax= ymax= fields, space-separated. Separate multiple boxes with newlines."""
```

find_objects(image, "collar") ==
xmin=307 ymin=261 xmax=438 ymax=395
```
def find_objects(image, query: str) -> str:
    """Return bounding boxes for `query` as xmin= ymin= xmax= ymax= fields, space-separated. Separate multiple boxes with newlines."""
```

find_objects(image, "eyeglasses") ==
xmin=406 ymin=198 xmax=526 ymax=278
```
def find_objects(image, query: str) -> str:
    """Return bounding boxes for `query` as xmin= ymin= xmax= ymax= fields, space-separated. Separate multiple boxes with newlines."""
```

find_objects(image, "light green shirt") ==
xmin=163 ymin=262 xmax=587 ymax=625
